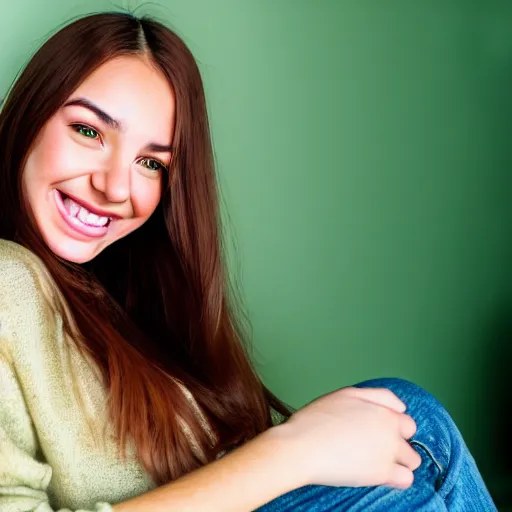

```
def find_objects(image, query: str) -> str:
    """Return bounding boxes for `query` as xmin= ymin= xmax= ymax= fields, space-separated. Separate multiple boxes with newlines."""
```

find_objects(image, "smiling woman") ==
xmin=22 ymin=56 xmax=172 ymax=263
xmin=0 ymin=10 xmax=497 ymax=512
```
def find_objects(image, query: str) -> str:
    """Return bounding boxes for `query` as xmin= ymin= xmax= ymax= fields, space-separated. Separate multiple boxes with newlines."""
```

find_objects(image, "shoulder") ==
xmin=0 ymin=239 xmax=56 ymax=295
xmin=0 ymin=239 xmax=59 ymax=346
xmin=0 ymin=237 xmax=48 ymax=272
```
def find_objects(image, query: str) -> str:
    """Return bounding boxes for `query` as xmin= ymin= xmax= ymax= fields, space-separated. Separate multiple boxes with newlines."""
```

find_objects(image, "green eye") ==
xmin=72 ymin=124 xmax=100 ymax=140
xmin=139 ymin=157 xmax=167 ymax=172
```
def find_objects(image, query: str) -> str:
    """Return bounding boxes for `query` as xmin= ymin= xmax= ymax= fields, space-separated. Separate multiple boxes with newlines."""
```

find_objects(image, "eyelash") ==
xmin=70 ymin=123 xmax=169 ymax=173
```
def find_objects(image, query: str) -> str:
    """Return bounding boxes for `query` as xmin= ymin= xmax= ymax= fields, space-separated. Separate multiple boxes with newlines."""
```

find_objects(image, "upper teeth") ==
xmin=63 ymin=196 xmax=110 ymax=227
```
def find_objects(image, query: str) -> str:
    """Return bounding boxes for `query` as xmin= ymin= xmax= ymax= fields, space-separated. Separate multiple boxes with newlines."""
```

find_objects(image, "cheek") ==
xmin=132 ymin=179 xmax=162 ymax=219
xmin=24 ymin=124 xmax=75 ymax=186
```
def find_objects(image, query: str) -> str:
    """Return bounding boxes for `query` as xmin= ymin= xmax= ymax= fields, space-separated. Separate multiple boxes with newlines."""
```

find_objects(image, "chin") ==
xmin=60 ymin=251 xmax=96 ymax=264
xmin=45 ymin=237 xmax=102 ymax=264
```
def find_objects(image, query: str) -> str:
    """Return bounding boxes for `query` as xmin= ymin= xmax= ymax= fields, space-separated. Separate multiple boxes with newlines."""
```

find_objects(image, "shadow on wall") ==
xmin=485 ymin=298 xmax=512 ymax=509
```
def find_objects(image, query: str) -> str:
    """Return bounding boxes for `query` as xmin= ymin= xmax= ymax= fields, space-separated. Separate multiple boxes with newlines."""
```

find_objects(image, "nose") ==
xmin=90 ymin=158 xmax=131 ymax=204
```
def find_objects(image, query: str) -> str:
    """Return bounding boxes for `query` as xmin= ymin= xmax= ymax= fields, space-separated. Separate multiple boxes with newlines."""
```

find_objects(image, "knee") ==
xmin=354 ymin=377 xmax=445 ymax=418
xmin=355 ymin=376 xmax=429 ymax=396
xmin=354 ymin=378 xmax=468 ymax=476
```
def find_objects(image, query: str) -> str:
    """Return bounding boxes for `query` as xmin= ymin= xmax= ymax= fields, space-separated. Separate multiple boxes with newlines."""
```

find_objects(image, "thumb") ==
xmin=343 ymin=387 xmax=406 ymax=414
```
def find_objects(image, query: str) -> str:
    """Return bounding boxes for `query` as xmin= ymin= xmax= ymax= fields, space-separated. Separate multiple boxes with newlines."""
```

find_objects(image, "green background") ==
xmin=1 ymin=0 xmax=512 ymax=506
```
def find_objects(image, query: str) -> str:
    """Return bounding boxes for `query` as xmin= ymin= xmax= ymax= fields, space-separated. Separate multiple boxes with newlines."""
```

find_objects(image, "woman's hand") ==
xmin=278 ymin=386 xmax=421 ymax=489
xmin=112 ymin=386 xmax=421 ymax=512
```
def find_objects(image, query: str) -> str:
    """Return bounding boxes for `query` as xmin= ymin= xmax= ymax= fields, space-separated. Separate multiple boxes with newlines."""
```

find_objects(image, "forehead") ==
xmin=65 ymin=56 xmax=175 ymax=139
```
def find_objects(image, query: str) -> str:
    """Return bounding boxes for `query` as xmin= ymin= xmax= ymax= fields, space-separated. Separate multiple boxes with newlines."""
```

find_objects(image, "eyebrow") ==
xmin=63 ymin=97 xmax=174 ymax=153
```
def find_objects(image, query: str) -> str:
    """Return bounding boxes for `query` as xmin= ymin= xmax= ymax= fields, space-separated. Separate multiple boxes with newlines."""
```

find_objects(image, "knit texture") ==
xmin=0 ymin=239 xmax=211 ymax=511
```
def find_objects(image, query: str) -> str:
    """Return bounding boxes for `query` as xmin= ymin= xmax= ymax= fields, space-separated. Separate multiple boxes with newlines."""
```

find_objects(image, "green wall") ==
xmin=2 ymin=0 xmax=512 ymax=506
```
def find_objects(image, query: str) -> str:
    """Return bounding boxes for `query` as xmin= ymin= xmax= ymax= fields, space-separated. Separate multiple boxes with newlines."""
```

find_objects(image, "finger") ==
xmin=396 ymin=439 xmax=422 ymax=471
xmin=345 ymin=387 xmax=406 ymax=413
xmin=386 ymin=464 xmax=415 ymax=489
xmin=399 ymin=413 xmax=417 ymax=440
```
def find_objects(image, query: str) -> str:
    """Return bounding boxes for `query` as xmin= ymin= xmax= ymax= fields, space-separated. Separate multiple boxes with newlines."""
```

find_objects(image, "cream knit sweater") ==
xmin=0 ymin=239 xmax=213 ymax=511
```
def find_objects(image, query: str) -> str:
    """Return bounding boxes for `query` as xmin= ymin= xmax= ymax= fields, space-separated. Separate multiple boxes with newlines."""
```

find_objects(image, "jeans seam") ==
xmin=410 ymin=439 xmax=446 ymax=491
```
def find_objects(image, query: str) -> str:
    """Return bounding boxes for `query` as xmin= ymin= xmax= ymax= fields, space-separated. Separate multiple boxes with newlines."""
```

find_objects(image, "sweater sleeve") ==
xmin=0 ymin=352 xmax=114 ymax=512
xmin=0 ymin=240 xmax=118 ymax=512
xmin=0 ymin=240 xmax=213 ymax=510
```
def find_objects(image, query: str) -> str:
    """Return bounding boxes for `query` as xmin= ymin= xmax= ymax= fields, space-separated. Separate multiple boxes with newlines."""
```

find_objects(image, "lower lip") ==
xmin=54 ymin=190 xmax=110 ymax=239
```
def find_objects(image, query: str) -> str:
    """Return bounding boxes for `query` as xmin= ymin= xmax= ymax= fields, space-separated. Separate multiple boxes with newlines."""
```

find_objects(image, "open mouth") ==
xmin=60 ymin=191 xmax=112 ymax=227
xmin=54 ymin=189 xmax=112 ymax=238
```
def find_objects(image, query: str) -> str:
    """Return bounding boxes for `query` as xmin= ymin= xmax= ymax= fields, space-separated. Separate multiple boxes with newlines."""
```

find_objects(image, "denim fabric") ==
xmin=255 ymin=378 xmax=497 ymax=511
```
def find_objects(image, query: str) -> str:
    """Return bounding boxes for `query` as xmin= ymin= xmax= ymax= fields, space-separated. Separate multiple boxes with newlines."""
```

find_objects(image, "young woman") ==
xmin=0 ymin=11 xmax=496 ymax=512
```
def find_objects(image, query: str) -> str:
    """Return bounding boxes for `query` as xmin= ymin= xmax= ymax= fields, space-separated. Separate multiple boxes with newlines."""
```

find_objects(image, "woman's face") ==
xmin=22 ymin=55 xmax=176 ymax=263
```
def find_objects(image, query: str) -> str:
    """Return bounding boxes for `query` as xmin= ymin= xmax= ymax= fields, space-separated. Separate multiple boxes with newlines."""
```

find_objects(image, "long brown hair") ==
xmin=0 ymin=11 xmax=291 ymax=485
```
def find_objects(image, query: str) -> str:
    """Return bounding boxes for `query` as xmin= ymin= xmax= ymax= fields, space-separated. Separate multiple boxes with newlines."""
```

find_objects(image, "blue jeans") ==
xmin=255 ymin=378 xmax=497 ymax=511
